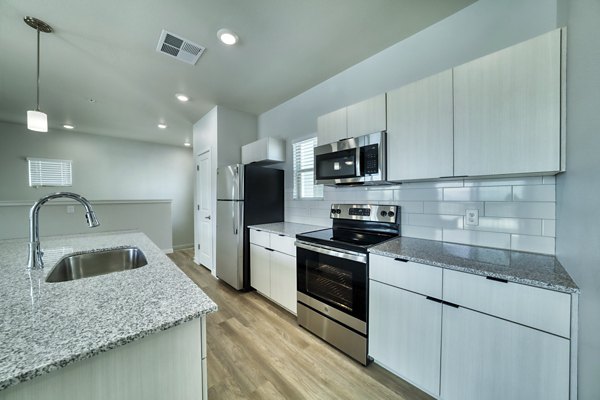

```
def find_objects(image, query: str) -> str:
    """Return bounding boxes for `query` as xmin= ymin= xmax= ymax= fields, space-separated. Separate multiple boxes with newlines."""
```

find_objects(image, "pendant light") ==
xmin=24 ymin=17 xmax=53 ymax=132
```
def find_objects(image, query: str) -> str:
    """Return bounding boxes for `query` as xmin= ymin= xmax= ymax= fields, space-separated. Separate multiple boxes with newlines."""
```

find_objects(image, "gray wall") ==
xmin=556 ymin=0 xmax=600 ymax=398
xmin=0 ymin=122 xmax=194 ymax=249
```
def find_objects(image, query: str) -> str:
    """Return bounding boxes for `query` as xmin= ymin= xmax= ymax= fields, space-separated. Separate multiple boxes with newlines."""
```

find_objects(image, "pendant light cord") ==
xmin=36 ymin=26 xmax=40 ymax=111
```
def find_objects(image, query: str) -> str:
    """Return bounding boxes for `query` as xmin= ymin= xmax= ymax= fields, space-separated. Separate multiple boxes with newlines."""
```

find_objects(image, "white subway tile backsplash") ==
xmin=443 ymin=186 xmax=512 ymax=201
xmin=443 ymin=229 xmax=511 ymax=250
xmin=512 ymin=185 xmax=555 ymax=202
xmin=325 ymin=188 xmax=394 ymax=202
xmin=542 ymin=175 xmax=556 ymax=184
xmin=511 ymin=235 xmax=555 ymax=254
xmin=399 ymin=180 xmax=464 ymax=189
xmin=464 ymin=177 xmax=543 ymax=187
xmin=284 ymin=175 xmax=556 ymax=254
xmin=465 ymin=217 xmax=542 ymax=235
xmin=423 ymin=201 xmax=484 ymax=215
xmin=401 ymin=225 xmax=443 ymax=241
xmin=395 ymin=188 xmax=443 ymax=201
xmin=485 ymin=202 xmax=555 ymax=219
xmin=387 ymin=201 xmax=424 ymax=213
xmin=542 ymin=220 xmax=556 ymax=237
xmin=408 ymin=214 xmax=464 ymax=229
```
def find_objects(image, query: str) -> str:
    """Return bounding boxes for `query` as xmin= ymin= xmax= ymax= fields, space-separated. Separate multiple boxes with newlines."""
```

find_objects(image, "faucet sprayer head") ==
xmin=86 ymin=211 xmax=100 ymax=228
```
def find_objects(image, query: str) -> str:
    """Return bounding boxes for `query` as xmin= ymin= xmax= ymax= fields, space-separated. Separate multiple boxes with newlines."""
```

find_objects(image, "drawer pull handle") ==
xmin=394 ymin=258 xmax=409 ymax=263
xmin=486 ymin=276 xmax=509 ymax=283
xmin=443 ymin=301 xmax=460 ymax=309
xmin=278 ymin=234 xmax=286 ymax=237
xmin=426 ymin=296 xmax=443 ymax=304
xmin=265 ymin=248 xmax=275 ymax=252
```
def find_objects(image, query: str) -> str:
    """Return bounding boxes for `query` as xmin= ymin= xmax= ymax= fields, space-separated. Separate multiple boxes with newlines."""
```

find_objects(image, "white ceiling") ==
xmin=0 ymin=0 xmax=474 ymax=147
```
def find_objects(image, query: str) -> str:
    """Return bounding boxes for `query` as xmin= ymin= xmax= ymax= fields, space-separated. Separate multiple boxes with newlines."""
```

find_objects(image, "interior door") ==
xmin=196 ymin=151 xmax=213 ymax=270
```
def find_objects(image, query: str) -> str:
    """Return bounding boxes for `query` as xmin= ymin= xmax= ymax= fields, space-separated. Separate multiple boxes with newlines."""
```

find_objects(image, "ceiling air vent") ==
xmin=156 ymin=29 xmax=205 ymax=65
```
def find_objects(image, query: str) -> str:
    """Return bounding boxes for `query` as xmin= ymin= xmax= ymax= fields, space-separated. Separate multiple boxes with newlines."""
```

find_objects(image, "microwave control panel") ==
xmin=362 ymin=144 xmax=379 ymax=174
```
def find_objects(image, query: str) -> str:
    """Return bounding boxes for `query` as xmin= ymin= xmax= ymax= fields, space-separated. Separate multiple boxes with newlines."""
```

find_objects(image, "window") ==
xmin=293 ymin=137 xmax=323 ymax=199
xmin=28 ymin=158 xmax=72 ymax=187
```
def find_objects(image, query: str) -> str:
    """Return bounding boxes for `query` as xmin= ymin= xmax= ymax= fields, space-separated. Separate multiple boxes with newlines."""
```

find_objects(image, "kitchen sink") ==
xmin=45 ymin=247 xmax=148 ymax=283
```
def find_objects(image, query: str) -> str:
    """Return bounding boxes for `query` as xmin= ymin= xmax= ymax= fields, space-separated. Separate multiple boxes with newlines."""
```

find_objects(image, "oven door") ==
xmin=296 ymin=242 xmax=367 ymax=325
xmin=314 ymin=139 xmax=361 ymax=184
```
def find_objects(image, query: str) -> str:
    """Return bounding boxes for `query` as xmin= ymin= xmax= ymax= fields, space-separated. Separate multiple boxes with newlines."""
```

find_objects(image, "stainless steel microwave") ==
xmin=314 ymin=131 xmax=386 ymax=185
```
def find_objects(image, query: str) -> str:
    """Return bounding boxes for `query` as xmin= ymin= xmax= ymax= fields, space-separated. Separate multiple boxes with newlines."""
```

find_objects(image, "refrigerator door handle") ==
xmin=232 ymin=201 xmax=237 ymax=235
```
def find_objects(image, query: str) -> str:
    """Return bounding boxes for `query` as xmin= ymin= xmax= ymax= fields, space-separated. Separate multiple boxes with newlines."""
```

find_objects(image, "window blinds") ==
xmin=292 ymin=137 xmax=323 ymax=199
xmin=28 ymin=158 xmax=73 ymax=187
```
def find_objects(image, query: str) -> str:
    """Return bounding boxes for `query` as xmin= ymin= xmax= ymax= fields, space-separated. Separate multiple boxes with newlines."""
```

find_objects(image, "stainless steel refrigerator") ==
xmin=216 ymin=164 xmax=284 ymax=290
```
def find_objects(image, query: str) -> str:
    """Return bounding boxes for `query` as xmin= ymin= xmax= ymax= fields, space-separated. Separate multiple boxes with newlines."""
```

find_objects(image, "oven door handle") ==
xmin=295 ymin=241 xmax=367 ymax=264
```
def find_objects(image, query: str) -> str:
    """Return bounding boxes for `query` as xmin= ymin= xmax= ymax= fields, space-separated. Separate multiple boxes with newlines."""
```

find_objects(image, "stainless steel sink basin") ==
xmin=45 ymin=247 xmax=148 ymax=283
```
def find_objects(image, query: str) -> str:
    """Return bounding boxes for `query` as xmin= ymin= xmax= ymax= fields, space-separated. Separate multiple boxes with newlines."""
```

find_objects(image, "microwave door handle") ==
xmin=354 ymin=146 xmax=361 ymax=176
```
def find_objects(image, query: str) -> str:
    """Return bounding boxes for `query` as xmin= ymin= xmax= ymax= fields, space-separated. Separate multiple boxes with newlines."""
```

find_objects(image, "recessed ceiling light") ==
xmin=158 ymin=123 xmax=167 ymax=129
xmin=88 ymin=98 xmax=96 ymax=103
xmin=63 ymin=124 xmax=74 ymax=130
xmin=217 ymin=29 xmax=239 ymax=45
xmin=184 ymin=142 xmax=191 ymax=147
xmin=175 ymin=93 xmax=189 ymax=102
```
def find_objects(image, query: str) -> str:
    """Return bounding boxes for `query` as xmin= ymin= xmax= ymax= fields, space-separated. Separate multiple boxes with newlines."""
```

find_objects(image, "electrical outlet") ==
xmin=66 ymin=205 xmax=75 ymax=214
xmin=465 ymin=209 xmax=479 ymax=226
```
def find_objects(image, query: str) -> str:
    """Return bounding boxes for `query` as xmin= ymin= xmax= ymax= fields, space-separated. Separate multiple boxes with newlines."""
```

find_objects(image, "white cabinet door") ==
xmin=440 ymin=305 xmax=570 ymax=400
xmin=250 ymin=244 xmax=271 ymax=296
xmin=454 ymin=29 xmax=562 ymax=176
xmin=270 ymin=251 xmax=297 ymax=314
xmin=317 ymin=108 xmax=347 ymax=145
xmin=347 ymin=94 xmax=386 ymax=138
xmin=387 ymin=70 xmax=453 ymax=181
xmin=369 ymin=280 xmax=442 ymax=397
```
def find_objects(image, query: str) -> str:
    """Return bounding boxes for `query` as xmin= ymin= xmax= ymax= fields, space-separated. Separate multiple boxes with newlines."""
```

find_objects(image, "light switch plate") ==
xmin=465 ymin=209 xmax=479 ymax=226
xmin=66 ymin=205 xmax=75 ymax=214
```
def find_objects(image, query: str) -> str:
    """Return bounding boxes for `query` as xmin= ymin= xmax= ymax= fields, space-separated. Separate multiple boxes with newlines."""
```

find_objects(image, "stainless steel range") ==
xmin=295 ymin=203 xmax=400 ymax=365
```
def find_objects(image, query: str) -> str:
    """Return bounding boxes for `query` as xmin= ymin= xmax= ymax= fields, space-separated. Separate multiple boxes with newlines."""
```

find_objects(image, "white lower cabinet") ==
xmin=368 ymin=254 xmax=575 ymax=399
xmin=440 ymin=305 xmax=570 ymax=400
xmin=250 ymin=243 xmax=271 ymax=296
xmin=270 ymin=251 xmax=297 ymax=314
xmin=250 ymin=229 xmax=297 ymax=314
xmin=369 ymin=280 xmax=442 ymax=397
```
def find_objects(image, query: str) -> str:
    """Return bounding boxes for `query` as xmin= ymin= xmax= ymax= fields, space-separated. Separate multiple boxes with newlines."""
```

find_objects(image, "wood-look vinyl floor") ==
xmin=169 ymin=249 xmax=434 ymax=400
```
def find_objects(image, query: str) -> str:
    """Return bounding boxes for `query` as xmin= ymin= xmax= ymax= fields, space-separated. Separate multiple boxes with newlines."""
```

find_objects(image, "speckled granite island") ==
xmin=0 ymin=231 xmax=217 ymax=400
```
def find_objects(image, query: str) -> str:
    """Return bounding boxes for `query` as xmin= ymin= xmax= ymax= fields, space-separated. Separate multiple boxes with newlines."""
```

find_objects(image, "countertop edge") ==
xmin=248 ymin=222 xmax=326 ymax=238
xmin=369 ymin=247 xmax=580 ymax=294
xmin=0 ymin=306 xmax=217 ymax=391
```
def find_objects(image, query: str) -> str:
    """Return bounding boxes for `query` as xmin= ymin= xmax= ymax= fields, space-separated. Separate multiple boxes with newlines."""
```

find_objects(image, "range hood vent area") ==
xmin=156 ymin=29 xmax=205 ymax=65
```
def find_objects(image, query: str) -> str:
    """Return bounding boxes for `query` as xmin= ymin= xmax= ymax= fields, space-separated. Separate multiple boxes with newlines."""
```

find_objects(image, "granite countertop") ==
xmin=370 ymin=236 xmax=579 ymax=294
xmin=248 ymin=222 xmax=326 ymax=238
xmin=0 ymin=231 xmax=217 ymax=391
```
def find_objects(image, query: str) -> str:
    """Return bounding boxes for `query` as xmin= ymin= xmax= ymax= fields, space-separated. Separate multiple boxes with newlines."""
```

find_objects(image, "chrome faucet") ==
xmin=27 ymin=192 xmax=100 ymax=270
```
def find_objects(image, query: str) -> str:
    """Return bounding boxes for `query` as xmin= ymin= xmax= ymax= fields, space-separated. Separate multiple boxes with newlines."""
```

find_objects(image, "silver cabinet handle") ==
xmin=204 ymin=216 xmax=211 ymax=220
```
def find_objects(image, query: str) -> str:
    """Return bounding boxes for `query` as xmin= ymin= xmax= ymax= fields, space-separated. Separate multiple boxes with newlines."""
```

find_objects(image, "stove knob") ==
xmin=388 ymin=211 xmax=395 ymax=218
xmin=380 ymin=210 xmax=388 ymax=217
xmin=336 ymin=209 xmax=342 ymax=214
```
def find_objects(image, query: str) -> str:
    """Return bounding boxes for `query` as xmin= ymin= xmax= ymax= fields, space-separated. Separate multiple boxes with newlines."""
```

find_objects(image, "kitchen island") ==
xmin=0 ymin=231 xmax=217 ymax=400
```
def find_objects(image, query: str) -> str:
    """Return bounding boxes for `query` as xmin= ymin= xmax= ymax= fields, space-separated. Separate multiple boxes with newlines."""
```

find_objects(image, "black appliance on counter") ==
xmin=295 ymin=203 xmax=400 ymax=365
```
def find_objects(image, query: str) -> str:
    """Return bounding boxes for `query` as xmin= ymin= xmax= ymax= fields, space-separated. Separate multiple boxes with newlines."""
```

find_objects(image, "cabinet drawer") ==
xmin=270 ymin=233 xmax=296 ymax=256
xmin=443 ymin=269 xmax=571 ymax=338
xmin=250 ymin=229 xmax=270 ymax=247
xmin=369 ymin=254 xmax=442 ymax=299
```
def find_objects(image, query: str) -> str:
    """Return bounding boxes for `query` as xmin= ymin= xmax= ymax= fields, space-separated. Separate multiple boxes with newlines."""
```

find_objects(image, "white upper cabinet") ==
xmin=317 ymin=108 xmax=347 ymax=145
xmin=317 ymin=94 xmax=386 ymax=145
xmin=387 ymin=70 xmax=453 ymax=181
xmin=347 ymin=94 xmax=387 ymax=138
xmin=453 ymin=29 xmax=563 ymax=176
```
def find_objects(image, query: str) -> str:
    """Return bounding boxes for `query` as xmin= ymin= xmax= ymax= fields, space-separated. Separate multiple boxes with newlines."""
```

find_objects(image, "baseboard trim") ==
xmin=174 ymin=243 xmax=194 ymax=251
xmin=162 ymin=248 xmax=174 ymax=254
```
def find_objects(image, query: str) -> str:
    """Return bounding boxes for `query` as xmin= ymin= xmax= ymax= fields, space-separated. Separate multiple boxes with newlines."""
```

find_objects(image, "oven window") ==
xmin=315 ymin=149 xmax=358 ymax=179
xmin=297 ymin=248 xmax=366 ymax=322
xmin=307 ymin=262 xmax=353 ymax=311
